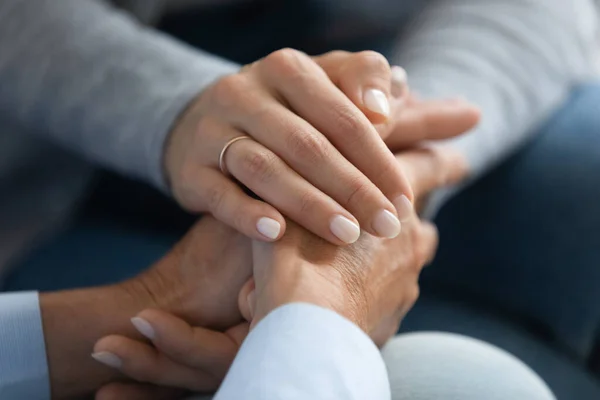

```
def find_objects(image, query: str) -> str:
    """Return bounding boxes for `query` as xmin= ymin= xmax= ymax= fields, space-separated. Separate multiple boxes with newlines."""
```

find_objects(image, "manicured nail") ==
xmin=391 ymin=66 xmax=407 ymax=86
xmin=363 ymin=89 xmax=390 ymax=117
xmin=393 ymin=195 xmax=413 ymax=222
xmin=391 ymin=66 xmax=408 ymax=98
xmin=131 ymin=317 xmax=155 ymax=340
xmin=373 ymin=209 xmax=401 ymax=238
xmin=330 ymin=215 xmax=361 ymax=244
xmin=91 ymin=352 xmax=122 ymax=369
xmin=256 ymin=217 xmax=281 ymax=240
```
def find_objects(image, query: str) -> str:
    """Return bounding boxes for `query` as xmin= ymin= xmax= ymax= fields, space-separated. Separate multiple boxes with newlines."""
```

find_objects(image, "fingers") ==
xmin=385 ymin=99 xmax=480 ymax=151
xmin=133 ymin=309 xmax=239 ymax=376
xmin=238 ymin=278 xmax=256 ymax=322
xmin=414 ymin=221 xmax=439 ymax=266
xmin=224 ymin=137 xmax=366 ymax=244
xmin=315 ymin=50 xmax=394 ymax=123
xmin=390 ymin=65 xmax=409 ymax=99
xmin=93 ymin=335 xmax=218 ymax=392
xmin=226 ymin=109 xmax=407 ymax=241
xmin=177 ymin=163 xmax=286 ymax=242
xmin=96 ymin=383 xmax=184 ymax=400
xmin=258 ymin=49 xmax=415 ymax=215
xmin=92 ymin=310 xmax=242 ymax=392
xmin=396 ymin=146 xmax=470 ymax=201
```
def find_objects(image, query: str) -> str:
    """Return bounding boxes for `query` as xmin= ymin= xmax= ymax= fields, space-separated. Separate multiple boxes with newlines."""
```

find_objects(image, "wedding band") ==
xmin=219 ymin=135 xmax=252 ymax=176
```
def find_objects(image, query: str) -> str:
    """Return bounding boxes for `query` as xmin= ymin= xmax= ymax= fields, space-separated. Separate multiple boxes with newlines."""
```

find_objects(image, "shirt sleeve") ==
xmin=390 ymin=0 xmax=599 ymax=215
xmin=0 ymin=0 xmax=239 ymax=190
xmin=0 ymin=291 xmax=50 ymax=400
xmin=214 ymin=303 xmax=391 ymax=400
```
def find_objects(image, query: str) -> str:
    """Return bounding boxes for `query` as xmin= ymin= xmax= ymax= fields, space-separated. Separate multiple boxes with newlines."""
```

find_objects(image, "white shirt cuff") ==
xmin=0 ymin=291 xmax=50 ymax=399
xmin=215 ymin=303 xmax=390 ymax=400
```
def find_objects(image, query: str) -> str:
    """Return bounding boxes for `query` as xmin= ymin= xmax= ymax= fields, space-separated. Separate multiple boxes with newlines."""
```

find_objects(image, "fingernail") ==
xmin=363 ymin=89 xmax=390 ymax=117
xmin=91 ymin=352 xmax=122 ymax=369
xmin=131 ymin=316 xmax=155 ymax=340
xmin=391 ymin=66 xmax=407 ymax=86
xmin=393 ymin=195 xmax=414 ymax=222
xmin=330 ymin=215 xmax=361 ymax=244
xmin=373 ymin=209 xmax=401 ymax=238
xmin=391 ymin=66 xmax=408 ymax=98
xmin=256 ymin=217 xmax=281 ymax=240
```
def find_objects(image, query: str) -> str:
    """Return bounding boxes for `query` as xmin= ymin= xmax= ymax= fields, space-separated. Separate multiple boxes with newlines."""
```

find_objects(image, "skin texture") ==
xmin=90 ymin=144 xmax=470 ymax=400
xmin=164 ymin=49 xmax=479 ymax=244
xmin=38 ymin=77 xmax=478 ymax=399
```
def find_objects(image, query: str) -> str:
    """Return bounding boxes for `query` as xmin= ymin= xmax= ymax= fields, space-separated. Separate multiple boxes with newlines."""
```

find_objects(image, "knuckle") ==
xmin=298 ymin=191 xmax=319 ymax=215
xmin=324 ymin=50 xmax=351 ymax=62
xmin=286 ymin=127 xmax=329 ymax=164
xmin=194 ymin=115 xmax=218 ymax=141
xmin=374 ymin=157 xmax=401 ymax=186
xmin=343 ymin=176 xmax=371 ymax=209
xmin=242 ymin=149 xmax=278 ymax=184
xmin=332 ymin=103 xmax=368 ymax=141
xmin=264 ymin=48 xmax=305 ymax=75
xmin=356 ymin=51 xmax=390 ymax=72
xmin=174 ymin=166 xmax=202 ymax=211
xmin=328 ymin=50 xmax=351 ymax=58
xmin=204 ymin=182 xmax=228 ymax=216
xmin=211 ymin=74 xmax=247 ymax=108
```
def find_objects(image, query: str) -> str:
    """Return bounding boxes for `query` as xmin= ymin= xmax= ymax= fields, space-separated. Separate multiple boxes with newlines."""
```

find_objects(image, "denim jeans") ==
xmin=400 ymin=82 xmax=600 ymax=399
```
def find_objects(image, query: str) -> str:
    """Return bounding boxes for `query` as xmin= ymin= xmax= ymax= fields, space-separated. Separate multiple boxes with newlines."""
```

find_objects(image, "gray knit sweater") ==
xmin=0 ymin=0 xmax=597 ymax=276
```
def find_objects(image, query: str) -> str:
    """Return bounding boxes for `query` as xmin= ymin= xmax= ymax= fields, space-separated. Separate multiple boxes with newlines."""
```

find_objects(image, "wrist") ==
xmin=254 ymin=259 xmax=368 ymax=331
xmin=40 ymin=284 xmax=154 ymax=398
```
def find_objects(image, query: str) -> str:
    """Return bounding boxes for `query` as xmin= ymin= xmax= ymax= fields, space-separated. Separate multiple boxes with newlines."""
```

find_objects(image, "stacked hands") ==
xmin=84 ymin=49 xmax=479 ymax=399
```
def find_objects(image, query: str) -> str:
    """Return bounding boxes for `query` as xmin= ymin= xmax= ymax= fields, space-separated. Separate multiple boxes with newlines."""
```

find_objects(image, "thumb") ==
xmin=238 ymin=278 xmax=256 ymax=322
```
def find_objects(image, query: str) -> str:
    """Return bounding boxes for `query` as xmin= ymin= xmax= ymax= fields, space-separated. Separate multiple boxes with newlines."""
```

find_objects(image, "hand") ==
xmin=166 ymin=49 xmax=427 ymax=245
xmin=94 ymin=309 xmax=249 ymax=399
xmin=132 ymin=216 xmax=252 ymax=329
xmin=91 ymin=212 xmax=437 ymax=399
xmin=35 ymin=215 xmax=254 ymax=399
xmin=378 ymin=93 xmax=479 ymax=212
xmin=247 ymin=145 xmax=469 ymax=344
xmin=91 ymin=142 xmax=469 ymax=400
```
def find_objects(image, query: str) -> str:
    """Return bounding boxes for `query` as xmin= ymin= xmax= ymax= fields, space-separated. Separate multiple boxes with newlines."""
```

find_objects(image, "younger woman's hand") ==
xmin=165 ymin=49 xmax=415 ymax=246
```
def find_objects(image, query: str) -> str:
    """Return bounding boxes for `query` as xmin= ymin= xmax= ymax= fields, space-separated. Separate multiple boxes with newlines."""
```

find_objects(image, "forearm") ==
xmin=0 ymin=0 xmax=238 ymax=189
xmin=40 ymin=282 xmax=151 ymax=398
xmin=392 ymin=0 xmax=598 ymax=208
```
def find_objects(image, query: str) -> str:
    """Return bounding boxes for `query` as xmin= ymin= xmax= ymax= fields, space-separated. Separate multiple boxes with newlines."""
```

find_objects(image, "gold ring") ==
xmin=219 ymin=135 xmax=252 ymax=176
